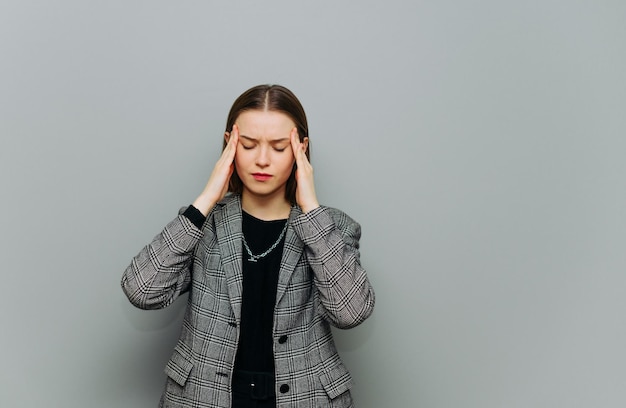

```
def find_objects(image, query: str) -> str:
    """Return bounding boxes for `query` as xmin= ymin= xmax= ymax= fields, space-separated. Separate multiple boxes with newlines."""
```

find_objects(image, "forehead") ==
xmin=236 ymin=110 xmax=295 ymax=139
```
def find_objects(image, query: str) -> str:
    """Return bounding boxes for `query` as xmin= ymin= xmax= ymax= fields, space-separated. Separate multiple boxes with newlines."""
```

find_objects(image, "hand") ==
xmin=290 ymin=128 xmax=319 ymax=213
xmin=192 ymin=125 xmax=239 ymax=215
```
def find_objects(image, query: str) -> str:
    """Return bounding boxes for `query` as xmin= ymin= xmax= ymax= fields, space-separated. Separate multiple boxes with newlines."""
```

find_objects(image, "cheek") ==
xmin=234 ymin=151 xmax=253 ymax=180
xmin=277 ymin=152 xmax=295 ymax=170
xmin=276 ymin=156 xmax=295 ymax=180
xmin=234 ymin=147 xmax=250 ymax=168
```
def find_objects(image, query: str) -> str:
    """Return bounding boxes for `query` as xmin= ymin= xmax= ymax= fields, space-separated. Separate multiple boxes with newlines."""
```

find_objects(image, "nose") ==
xmin=255 ymin=146 xmax=270 ymax=168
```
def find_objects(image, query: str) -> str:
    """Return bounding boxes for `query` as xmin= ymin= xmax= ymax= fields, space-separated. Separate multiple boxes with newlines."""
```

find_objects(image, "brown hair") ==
xmin=223 ymin=84 xmax=309 ymax=205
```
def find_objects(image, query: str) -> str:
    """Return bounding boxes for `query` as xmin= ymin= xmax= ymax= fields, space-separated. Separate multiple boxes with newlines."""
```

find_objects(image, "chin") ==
xmin=242 ymin=183 xmax=286 ymax=199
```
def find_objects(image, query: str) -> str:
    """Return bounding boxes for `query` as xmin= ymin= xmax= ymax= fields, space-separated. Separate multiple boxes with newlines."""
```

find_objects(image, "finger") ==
xmin=227 ymin=125 xmax=237 ymax=148
xmin=222 ymin=125 xmax=239 ymax=161
xmin=231 ymin=125 xmax=239 ymax=155
xmin=297 ymin=139 xmax=310 ymax=168
xmin=290 ymin=127 xmax=299 ymax=155
xmin=291 ymin=128 xmax=304 ymax=165
xmin=232 ymin=124 xmax=239 ymax=142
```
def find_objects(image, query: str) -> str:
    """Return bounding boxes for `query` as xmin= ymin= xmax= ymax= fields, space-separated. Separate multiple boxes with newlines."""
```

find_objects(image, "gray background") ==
xmin=1 ymin=1 xmax=625 ymax=407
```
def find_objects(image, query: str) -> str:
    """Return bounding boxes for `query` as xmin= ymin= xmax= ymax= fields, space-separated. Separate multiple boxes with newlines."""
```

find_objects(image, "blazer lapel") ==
xmin=275 ymin=205 xmax=305 ymax=306
xmin=215 ymin=195 xmax=244 ymax=323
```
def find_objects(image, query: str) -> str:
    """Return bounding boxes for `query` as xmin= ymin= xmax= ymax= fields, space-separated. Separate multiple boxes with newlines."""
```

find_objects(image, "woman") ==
xmin=122 ymin=84 xmax=375 ymax=408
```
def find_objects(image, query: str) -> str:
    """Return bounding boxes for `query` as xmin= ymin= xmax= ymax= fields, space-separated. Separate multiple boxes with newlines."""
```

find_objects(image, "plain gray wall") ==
xmin=2 ymin=1 xmax=625 ymax=407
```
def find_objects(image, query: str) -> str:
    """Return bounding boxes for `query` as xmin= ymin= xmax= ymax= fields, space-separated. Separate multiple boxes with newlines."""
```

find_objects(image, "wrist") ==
xmin=300 ymin=201 xmax=320 ymax=213
xmin=192 ymin=194 xmax=218 ymax=216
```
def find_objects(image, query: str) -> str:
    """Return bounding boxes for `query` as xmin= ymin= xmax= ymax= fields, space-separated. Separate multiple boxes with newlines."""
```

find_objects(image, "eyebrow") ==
xmin=239 ymin=135 xmax=289 ymax=143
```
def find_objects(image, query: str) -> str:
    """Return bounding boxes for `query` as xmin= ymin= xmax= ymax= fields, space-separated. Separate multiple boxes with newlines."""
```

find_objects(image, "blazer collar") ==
xmin=215 ymin=195 xmax=244 ymax=323
xmin=276 ymin=205 xmax=305 ymax=306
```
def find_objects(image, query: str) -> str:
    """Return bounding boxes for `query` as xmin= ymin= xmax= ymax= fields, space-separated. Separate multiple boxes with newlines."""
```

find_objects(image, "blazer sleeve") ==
xmin=121 ymin=208 xmax=205 ymax=310
xmin=291 ymin=206 xmax=375 ymax=329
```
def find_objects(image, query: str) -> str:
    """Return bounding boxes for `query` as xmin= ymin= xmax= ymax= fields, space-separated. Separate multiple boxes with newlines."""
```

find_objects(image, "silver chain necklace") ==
xmin=242 ymin=221 xmax=289 ymax=263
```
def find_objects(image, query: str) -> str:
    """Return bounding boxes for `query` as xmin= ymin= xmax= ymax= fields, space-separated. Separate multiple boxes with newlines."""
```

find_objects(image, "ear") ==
xmin=302 ymin=137 xmax=309 ymax=153
xmin=224 ymin=131 xmax=230 ymax=143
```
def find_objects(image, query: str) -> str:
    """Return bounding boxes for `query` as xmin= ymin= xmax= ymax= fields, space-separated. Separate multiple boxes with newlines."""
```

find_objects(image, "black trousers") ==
xmin=231 ymin=370 xmax=277 ymax=408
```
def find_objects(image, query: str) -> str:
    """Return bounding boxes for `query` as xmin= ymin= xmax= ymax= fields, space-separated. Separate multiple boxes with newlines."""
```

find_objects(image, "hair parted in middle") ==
xmin=223 ymin=84 xmax=310 ymax=205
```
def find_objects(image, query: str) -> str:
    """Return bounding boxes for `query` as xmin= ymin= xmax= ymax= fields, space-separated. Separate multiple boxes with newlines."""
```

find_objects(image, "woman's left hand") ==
xmin=290 ymin=128 xmax=320 ymax=213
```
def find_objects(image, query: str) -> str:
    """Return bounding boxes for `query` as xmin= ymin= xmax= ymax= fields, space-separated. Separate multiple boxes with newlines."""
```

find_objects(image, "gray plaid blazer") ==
xmin=121 ymin=194 xmax=375 ymax=407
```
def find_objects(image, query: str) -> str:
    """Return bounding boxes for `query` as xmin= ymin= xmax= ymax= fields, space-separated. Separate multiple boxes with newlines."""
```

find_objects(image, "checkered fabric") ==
xmin=121 ymin=194 xmax=375 ymax=407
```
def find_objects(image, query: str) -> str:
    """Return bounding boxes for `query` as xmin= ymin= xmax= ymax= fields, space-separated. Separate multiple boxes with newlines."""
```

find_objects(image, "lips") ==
xmin=252 ymin=173 xmax=273 ymax=181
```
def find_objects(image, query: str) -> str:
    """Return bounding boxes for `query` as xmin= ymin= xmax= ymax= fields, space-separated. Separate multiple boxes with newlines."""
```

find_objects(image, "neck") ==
xmin=241 ymin=191 xmax=291 ymax=221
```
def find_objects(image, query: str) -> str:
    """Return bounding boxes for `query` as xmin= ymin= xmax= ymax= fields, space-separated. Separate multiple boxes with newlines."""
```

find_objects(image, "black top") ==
xmin=234 ymin=211 xmax=287 ymax=372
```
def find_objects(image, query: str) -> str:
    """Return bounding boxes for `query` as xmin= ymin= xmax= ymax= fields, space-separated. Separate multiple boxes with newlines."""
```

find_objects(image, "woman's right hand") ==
xmin=192 ymin=125 xmax=239 ymax=215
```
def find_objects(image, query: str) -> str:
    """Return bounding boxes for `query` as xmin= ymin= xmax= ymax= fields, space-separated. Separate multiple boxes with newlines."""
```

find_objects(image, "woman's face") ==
xmin=232 ymin=110 xmax=297 ymax=202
